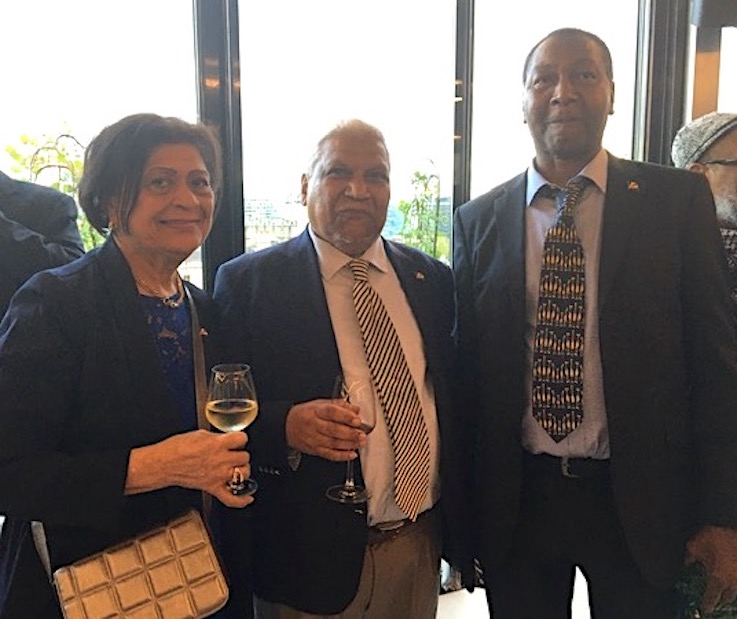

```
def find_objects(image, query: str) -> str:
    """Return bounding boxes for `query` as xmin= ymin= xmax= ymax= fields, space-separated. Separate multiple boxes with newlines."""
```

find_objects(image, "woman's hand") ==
xmin=126 ymin=429 xmax=253 ymax=508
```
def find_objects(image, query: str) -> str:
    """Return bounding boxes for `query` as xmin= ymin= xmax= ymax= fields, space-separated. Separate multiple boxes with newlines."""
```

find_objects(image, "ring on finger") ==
xmin=231 ymin=466 xmax=244 ymax=484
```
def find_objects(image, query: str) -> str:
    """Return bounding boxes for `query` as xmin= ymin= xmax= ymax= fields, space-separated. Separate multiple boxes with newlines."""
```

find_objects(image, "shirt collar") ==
xmin=525 ymin=148 xmax=609 ymax=206
xmin=308 ymin=224 xmax=389 ymax=281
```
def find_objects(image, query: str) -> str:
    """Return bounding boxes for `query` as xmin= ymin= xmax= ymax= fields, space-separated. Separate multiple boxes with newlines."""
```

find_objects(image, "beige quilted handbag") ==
xmin=51 ymin=510 xmax=228 ymax=619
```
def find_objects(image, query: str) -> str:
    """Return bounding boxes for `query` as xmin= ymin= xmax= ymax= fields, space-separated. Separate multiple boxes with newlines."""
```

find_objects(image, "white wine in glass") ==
xmin=205 ymin=398 xmax=258 ymax=432
xmin=206 ymin=363 xmax=259 ymax=495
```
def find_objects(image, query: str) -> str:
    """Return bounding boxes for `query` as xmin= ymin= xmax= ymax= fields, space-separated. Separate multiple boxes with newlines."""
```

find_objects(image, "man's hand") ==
xmin=685 ymin=525 xmax=737 ymax=613
xmin=285 ymin=399 xmax=368 ymax=461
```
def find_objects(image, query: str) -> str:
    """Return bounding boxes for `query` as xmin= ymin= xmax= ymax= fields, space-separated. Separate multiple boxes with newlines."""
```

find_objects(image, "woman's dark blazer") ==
xmin=0 ymin=238 xmax=221 ymax=617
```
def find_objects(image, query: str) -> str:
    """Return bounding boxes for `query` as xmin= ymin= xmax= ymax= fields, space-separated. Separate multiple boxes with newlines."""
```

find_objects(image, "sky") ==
xmin=2 ymin=1 xmax=197 ymax=173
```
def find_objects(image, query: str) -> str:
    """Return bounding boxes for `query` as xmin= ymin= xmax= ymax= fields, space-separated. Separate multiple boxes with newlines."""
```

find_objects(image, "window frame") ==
xmin=194 ymin=0 xmax=691 ymax=290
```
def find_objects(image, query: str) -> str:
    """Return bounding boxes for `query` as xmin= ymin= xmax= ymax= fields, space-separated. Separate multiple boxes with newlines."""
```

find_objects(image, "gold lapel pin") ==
xmin=627 ymin=180 xmax=640 ymax=192
xmin=415 ymin=271 xmax=425 ymax=281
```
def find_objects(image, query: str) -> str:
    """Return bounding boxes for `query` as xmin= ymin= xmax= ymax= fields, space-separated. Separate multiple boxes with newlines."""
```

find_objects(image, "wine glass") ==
xmin=326 ymin=375 xmax=375 ymax=504
xmin=206 ymin=363 xmax=259 ymax=496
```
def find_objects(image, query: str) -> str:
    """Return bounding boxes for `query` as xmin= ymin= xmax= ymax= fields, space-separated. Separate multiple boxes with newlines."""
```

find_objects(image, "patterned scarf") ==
xmin=720 ymin=227 xmax=737 ymax=310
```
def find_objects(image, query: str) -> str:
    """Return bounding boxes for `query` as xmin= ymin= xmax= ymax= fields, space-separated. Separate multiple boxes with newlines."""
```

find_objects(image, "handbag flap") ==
xmin=52 ymin=510 xmax=228 ymax=618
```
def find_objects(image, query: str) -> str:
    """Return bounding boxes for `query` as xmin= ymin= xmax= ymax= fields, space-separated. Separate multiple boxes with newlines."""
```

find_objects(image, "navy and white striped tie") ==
xmin=349 ymin=259 xmax=429 ymax=520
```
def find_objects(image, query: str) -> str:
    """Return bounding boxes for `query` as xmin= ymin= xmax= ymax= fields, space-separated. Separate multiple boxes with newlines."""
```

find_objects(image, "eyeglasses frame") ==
xmin=701 ymin=158 xmax=737 ymax=167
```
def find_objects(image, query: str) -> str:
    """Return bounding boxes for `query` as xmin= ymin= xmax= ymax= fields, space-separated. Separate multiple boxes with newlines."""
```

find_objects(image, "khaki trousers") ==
xmin=254 ymin=510 xmax=440 ymax=619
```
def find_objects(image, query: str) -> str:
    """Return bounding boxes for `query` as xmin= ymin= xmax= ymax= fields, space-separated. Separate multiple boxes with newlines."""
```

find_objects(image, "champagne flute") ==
xmin=326 ymin=375 xmax=375 ymax=504
xmin=206 ymin=363 xmax=258 ymax=496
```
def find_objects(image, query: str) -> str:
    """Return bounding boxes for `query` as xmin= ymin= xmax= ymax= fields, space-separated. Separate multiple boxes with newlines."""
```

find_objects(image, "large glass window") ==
xmin=2 ymin=1 xmax=200 ymax=281
xmin=718 ymin=27 xmax=737 ymax=109
xmin=470 ymin=3 xmax=640 ymax=197
xmin=238 ymin=0 xmax=457 ymax=263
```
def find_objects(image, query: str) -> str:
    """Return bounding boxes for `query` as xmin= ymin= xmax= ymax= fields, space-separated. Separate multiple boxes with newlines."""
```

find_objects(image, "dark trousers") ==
xmin=0 ymin=520 xmax=60 ymax=619
xmin=483 ymin=454 xmax=675 ymax=619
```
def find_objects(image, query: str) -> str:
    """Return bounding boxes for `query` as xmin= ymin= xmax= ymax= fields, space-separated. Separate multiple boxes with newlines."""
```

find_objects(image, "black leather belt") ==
xmin=524 ymin=452 xmax=610 ymax=479
xmin=366 ymin=506 xmax=436 ymax=545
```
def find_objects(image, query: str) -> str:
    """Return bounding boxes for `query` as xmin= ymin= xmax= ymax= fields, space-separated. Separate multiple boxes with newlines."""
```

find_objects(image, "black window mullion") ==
xmin=633 ymin=0 xmax=690 ymax=165
xmin=193 ymin=0 xmax=244 ymax=294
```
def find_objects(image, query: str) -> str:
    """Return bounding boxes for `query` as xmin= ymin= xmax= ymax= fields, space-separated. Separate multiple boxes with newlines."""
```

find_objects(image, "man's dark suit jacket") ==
xmin=0 ymin=239 xmax=250 ymax=618
xmin=453 ymin=155 xmax=737 ymax=589
xmin=214 ymin=228 xmax=470 ymax=614
xmin=0 ymin=171 xmax=84 ymax=316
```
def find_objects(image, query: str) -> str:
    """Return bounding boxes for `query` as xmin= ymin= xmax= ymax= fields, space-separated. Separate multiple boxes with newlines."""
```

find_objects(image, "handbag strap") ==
xmin=31 ymin=521 xmax=51 ymax=579
xmin=33 ymin=285 xmax=212 ymax=579
xmin=185 ymin=285 xmax=208 ymax=431
xmin=184 ymin=285 xmax=212 ymax=517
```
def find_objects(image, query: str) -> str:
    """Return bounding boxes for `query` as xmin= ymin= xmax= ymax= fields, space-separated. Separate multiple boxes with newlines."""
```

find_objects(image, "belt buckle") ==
xmin=368 ymin=519 xmax=407 ymax=545
xmin=560 ymin=456 xmax=581 ymax=479
xmin=375 ymin=519 xmax=406 ymax=533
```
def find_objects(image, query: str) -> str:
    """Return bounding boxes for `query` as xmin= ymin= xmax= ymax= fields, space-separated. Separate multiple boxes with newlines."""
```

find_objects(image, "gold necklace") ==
xmin=133 ymin=273 xmax=185 ymax=309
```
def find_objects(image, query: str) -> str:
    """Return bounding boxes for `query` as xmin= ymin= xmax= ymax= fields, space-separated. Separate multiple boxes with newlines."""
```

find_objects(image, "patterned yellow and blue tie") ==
xmin=349 ymin=259 xmax=429 ymax=520
xmin=531 ymin=177 xmax=588 ymax=442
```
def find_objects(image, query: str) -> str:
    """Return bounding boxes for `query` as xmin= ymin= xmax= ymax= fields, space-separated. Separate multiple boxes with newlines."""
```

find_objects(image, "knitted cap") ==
xmin=671 ymin=111 xmax=737 ymax=168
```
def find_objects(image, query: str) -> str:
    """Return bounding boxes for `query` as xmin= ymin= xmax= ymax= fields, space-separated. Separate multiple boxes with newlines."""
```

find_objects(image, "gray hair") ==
xmin=305 ymin=119 xmax=390 ymax=179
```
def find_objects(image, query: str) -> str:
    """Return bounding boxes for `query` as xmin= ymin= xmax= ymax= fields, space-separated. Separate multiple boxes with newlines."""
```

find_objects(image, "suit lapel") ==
xmin=291 ymin=231 xmax=343 ymax=387
xmin=496 ymin=174 xmax=527 ymax=308
xmin=384 ymin=243 xmax=447 ymax=394
xmin=387 ymin=244 xmax=429 ymax=332
xmin=387 ymin=245 xmax=420 ymax=295
xmin=293 ymin=230 xmax=341 ymax=341
xmin=598 ymin=156 xmax=644 ymax=311
xmin=97 ymin=239 xmax=184 ymax=437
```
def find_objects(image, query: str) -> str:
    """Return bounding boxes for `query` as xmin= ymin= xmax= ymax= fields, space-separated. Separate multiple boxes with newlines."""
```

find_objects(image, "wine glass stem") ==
xmin=345 ymin=459 xmax=357 ymax=490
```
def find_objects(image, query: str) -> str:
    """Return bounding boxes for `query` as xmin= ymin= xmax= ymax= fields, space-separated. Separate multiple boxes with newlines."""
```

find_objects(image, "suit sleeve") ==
xmin=452 ymin=208 xmax=483 ymax=459
xmin=0 ymin=191 xmax=85 ymax=287
xmin=682 ymin=176 xmax=737 ymax=526
xmin=0 ymin=277 xmax=130 ymax=530
xmin=213 ymin=261 xmax=294 ymax=472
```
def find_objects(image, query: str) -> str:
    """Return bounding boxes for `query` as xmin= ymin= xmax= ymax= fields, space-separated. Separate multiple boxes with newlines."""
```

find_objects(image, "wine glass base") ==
xmin=228 ymin=478 xmax=258 ymax=496
xmin=326 ymin=484 xmax=368 ymax=504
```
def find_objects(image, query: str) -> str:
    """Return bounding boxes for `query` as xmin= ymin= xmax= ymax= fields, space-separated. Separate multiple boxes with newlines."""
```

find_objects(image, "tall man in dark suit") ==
xmin=215 ymin=119 xmax=469 ymax=618
xmin=0 ymin=170 xmax=85 ymax=316
xmin=453 ymin=28 xmax=737 ymax=618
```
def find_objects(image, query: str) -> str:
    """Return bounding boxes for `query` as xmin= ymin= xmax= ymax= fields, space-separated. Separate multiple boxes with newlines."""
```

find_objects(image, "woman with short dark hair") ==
xmin=0 ymin=113 xmax=252 ymax=618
